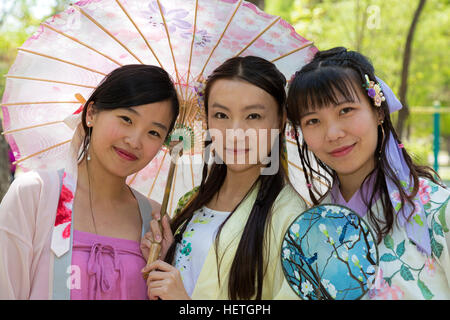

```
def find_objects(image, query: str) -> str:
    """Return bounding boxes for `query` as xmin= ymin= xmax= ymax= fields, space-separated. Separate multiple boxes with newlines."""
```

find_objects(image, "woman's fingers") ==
xmin=141 ymin=259 xmax=174 ymax=274
xmin=146 ymin=270 xmax=169 ymax=282
xmin=161 ymin=215 xmax=173 ymax=242
xmin=147 ymin=280 xmax=171 ymax=300
xmin=150 ymin=200 xmax=162 ymax=221
xmin=140 ymin=237 xmax=152 ymax=251
xmin=147 ymin=280 xmax=164 ymax=300
xmin=140 ymin=231 xmax=155 ymax=260
xmin=150 ymin=219 xmax=163 ymax=243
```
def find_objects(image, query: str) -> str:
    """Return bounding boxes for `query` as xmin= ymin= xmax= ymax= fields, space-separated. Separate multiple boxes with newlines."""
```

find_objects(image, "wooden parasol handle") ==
xmin=142 ymin=243 xmax=162 ymax=279
xmin=143 ymin=143 xmax=183 ymax=280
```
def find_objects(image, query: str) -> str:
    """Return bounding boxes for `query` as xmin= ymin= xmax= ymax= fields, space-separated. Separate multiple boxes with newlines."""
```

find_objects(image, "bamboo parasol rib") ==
xmin=234 ymin=16 xmax=281 ymax=57
xmin=147 ymin=148 xmax=169 ymax=198
xmin=184 ymin=0 xmax=199 ymax=101
xmin=42 ymin=23 xmax=123 ymax=67
xmin=271 ymin=41 xmax=314 ymax=63
xmin=12 ymin=139 xmax=72 ymax=165
xmin=115 ymin=0 xmax=163 ymax=68
xmin=2 ymin=121 xmax=63 ymax=135
xmin=155 ymin=0 xmax=182 ymax=94
xmin=5 ymin=75 xmax=97 ymax=89
xmin=74 ymin=5 xmax=144 ymax=64
xmin=17 ymin=48 xmax=107 ymax=76
xmin=197 ymin=0 xmax=243 ymax=80
xmin=1 ymin=101 xmax=79 ymax=106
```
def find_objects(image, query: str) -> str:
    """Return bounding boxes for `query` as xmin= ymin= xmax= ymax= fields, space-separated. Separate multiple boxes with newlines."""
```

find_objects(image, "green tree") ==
xmin=396 ymin=0 xmax=427 ymax=140
xmin=0 ymin=0 xmax=71 ymax=198
xmin=265 ymin=0 xmax=449 ymax=166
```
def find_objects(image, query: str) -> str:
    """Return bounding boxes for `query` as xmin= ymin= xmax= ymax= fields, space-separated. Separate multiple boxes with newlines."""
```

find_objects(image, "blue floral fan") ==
xmin=281 ymin=204 xmax=379 ymax=300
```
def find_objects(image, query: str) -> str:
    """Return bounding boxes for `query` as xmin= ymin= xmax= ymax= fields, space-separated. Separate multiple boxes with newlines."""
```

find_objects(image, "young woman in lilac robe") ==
xmin=286 ymin=47 xmax=450 ymax=299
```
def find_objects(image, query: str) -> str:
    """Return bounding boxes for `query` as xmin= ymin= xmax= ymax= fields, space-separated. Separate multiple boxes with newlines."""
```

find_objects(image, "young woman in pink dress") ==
xmin=0 ymin=65 xmax=179 ymax=299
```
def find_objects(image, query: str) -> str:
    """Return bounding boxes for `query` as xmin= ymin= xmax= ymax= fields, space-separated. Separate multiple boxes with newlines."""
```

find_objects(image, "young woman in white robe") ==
xmin=141 ymin=56 xmax=308 ymax=300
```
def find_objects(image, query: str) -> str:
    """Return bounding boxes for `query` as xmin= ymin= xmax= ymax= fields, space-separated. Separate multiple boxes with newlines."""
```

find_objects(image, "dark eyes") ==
xmin=214 ymin=112 xmax=228 ymax=119
xmin=340 ymin=107 xmax=354 ymax=115
xmin=303 ymin=107 xmax=355 ymax=126
xmin=247 ymin=113 xmax=261 ymax=120
xmin=149 ymin=130 xmax=161 ymax=138
xmin=119 ymin=115 xmax=132 ymax=124
xmin=213 ymin=112 xmax=261 ymax=120
xmin=119 ymin=115 xmax=161 ymax=138
xmin=304 ymin=118 xmax=319 ymax=126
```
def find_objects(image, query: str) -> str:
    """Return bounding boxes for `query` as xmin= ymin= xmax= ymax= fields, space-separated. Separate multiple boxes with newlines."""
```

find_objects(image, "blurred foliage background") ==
xmin=0 ymin=0 xmax=449 ymax=198
xmin=266 ymin=0 xmax=449 ymax=170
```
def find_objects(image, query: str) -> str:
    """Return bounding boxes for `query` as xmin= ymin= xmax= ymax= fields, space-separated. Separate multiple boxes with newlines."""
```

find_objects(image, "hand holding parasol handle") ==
xmin=143 ymin=142 xmax=184 ymax=280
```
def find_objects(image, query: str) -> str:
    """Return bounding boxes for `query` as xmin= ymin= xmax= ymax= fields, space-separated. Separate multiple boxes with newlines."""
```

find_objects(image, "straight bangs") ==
xmin=289 ymin=67 xmax=362 ymax=121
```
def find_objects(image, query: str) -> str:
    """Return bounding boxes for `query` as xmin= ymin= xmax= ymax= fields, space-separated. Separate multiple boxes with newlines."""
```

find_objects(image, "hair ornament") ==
xmin=363 ymin=74 xmax=386 ymax=107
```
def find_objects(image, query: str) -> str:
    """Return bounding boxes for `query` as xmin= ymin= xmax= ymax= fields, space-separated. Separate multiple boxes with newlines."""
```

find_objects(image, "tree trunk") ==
xmin=0 ymin=122 xmax=12 ymax=201
xmin=247 ymin=0 xmax=265 ymax=10
xmin=395 ymin=0 xmax=427 ymax=140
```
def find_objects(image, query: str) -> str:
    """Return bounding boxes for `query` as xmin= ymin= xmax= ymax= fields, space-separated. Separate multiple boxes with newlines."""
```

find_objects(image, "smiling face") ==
xmin=86 ymin=100 xmax=173 ymax=178
xmin=207 ymin=78 xmax=284 ymax=173
xmin=299 ymin=82 xmax=383 ymax=180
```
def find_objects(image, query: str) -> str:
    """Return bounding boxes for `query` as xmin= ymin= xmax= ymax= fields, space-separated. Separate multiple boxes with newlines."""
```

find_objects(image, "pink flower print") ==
xmin=146 ymin=1 xmax=191 ymax=33
xmin=204 ymin=21 xmax=216 ymax=29
xmin=368 ymin=268 xmax=404 ymax=300
xmin=74 ymin=0 xmax=102 ymax=6
xmin=137 ymin=153 xmax=168 ymax=182
xmin=180 ymin=29 xmax=211 ymax=48
xmin=253 ymin=38 xmax=276 ymax=54
xmin=424 ymin=258 xmax=436 ymax=277
xmin=63 ymin=224 xmax=71 ymax=239
xmin=227 ymin=26 xmax=251 ymax=41
xmin=244 ymin=17 xmax=256 ymax=26
xmin=243 ymin=2 xmax=273 ymax=18
xmin=72 ymin=105 xmax=84 ymax=115
xmin=414 ymin=201 xmax=422 ymax=215
xmin=279 ymin=19 xmax=309 ymax=44
xmin=307 ymin=47 xmax=319 ymax=61
xmin=270 ymin=31 xmax=281 ymax=39
xmin=221 ymin=39 xmax=241 ymax=52
xmin=48 ymin=14 xmax=62 ymax=24
xmin=418 ymin=179 xmax=431 ymax=205
xmin=54 ymin=183 xmax=74 ymax=227
xmin=113 ymin=29 xmax=139 ymax=43
xmin=280 ymin=19 xmax=295 ymax=33
xmin=24 ymin=25 xmax=45 ymax=46
xmin=286 ymin=127 xmax=298 ymax=140
xmin=390 ymin=190 xmax=402 ymax=202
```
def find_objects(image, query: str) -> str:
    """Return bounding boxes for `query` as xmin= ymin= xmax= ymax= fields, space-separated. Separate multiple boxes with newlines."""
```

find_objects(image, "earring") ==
xmin=87 ymin=122 xmax=92 ymax=161
xmin=379 ymin=122 xmax=385 ymax=156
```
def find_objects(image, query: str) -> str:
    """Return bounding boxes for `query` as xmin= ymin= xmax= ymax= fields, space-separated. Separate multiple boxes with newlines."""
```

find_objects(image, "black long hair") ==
xmin=286 ymin=47 xmax=442 ymax=244
xmin=79 ymin=64 xmax=179 ymax=160
xmin=165 ymin=56 xmax=287 ymax=299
